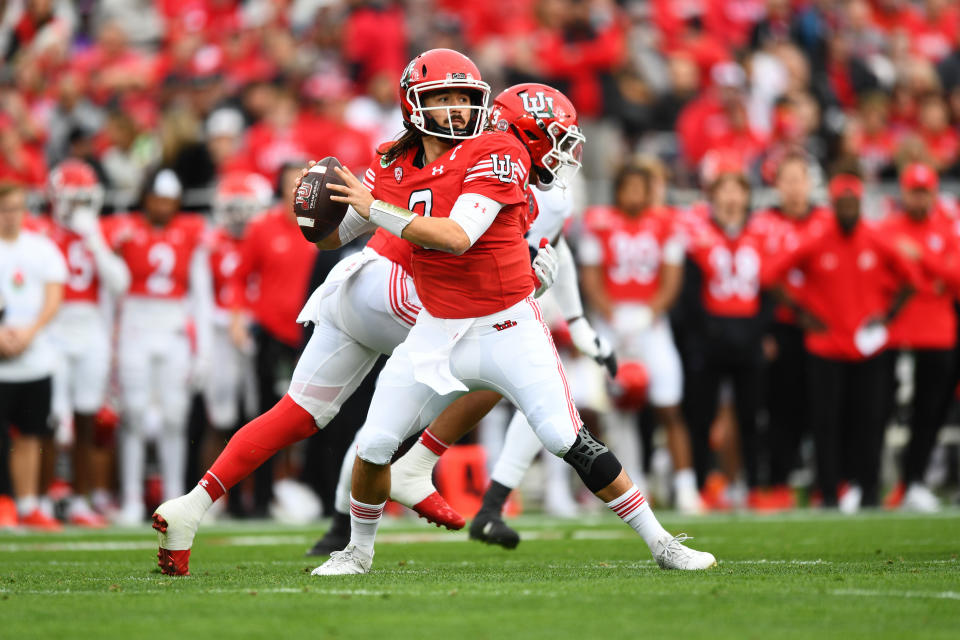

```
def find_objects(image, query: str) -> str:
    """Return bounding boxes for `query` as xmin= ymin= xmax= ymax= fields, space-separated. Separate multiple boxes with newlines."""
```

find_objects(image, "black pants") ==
xmin=252 ymin=326 xmax=302 ymax=514
xmin=902 ymin=348 xmax=956 ymax=485
xmin=806 ymin=353 xmax=889 ymax=507
xmin=766 ymin=323 xmax=808 ymax=486
xmin=684 ymin=354 xmax=763 ymax=488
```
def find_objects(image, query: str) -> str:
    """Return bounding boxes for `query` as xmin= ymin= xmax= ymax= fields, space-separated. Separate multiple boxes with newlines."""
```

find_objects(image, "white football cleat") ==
xmin=675 ymin=486 xmax=705 ymax=515
xmin=152 ymin=492 xmax=207 ymax=576
xmin=311 ymin=544 xmax=373 ymax=576
xmin=113 ymin=500 xmax=145 ymax=526
xmin=902 ymin=483 xmax=940 ymax=513
xmin=654 ymin=534 xmax=717 ymax=570
xmin=839 ymin=485 xmax=862 ymax=515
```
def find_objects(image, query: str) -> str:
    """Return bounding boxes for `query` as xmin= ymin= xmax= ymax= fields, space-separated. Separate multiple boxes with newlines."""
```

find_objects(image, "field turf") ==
xmin=1 ymin=511 xmax=958 ymax=639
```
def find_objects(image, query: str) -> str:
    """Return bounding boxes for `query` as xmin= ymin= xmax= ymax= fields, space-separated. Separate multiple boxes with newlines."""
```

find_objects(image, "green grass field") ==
xmin=1 ymin=511 xmax=958 ymax=639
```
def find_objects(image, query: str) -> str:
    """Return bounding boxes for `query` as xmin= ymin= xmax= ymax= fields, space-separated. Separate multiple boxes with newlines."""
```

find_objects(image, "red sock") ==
xmin=419 ymin=428 xmax=450 ymax=456
xmin=200 ymin=395 xmax=316 ymax=502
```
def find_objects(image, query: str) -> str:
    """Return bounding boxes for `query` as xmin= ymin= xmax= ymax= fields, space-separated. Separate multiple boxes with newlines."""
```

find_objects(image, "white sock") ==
xmin=159 ymin=429 xmax=186 ymax=500
xmin=16 ymin=495 xmax=38 ymax=516
xmin=349 ymin=495 xmax=385 ymax=555
xmin=673 ymin=468 xmax=697 ymax=494
xmin=390 ymin=441 xmax=441 ymax=506
xmin=606 ymin=484 xmax=669 ymax=551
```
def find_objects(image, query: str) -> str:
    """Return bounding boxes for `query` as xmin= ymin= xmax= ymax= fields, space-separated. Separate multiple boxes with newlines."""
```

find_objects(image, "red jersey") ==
xmin=880 ymin=210 xmax=959 ymax=350
xmin=580 ymin=205 xmax=684 ymax=304
xmin=233 ymin=205 xmax=317 ymax=347
xmin=685 ymin=218 xmax=763 ymax=317
xmin=107 ymin=213 xmax=206 ymax=299
xmin=365 ymin=132 xmax=533 ymax=318
xmin=750 ymin=206 xmax=832 ymax=323
xmin=41 ymin=220 xmax=106 ymax=304
xmin=206 ymin=228 xmax=245 ymax=311
xmin=762 ymin=216 xmax=922 ymax=361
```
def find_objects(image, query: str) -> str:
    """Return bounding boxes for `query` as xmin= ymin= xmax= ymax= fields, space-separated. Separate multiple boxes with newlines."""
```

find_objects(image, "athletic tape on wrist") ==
xmin=369 ymin=200 xmax=417 ymax=238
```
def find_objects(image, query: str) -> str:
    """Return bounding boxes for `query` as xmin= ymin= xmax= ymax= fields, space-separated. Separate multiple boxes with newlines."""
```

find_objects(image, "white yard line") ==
xmin=831 ymin=588 xmax=960 ymax=601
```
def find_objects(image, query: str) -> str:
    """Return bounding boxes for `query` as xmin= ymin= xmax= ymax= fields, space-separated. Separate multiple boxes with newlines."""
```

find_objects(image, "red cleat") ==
xmin=152 ymin=513 xmax=191 ymax=576
xmin=20 ymin=509 xmax=62 ymax=531
xmin=884 ymin=482 xmax=905 ymax=510
xmin=69 ymin=511 xmax=109 ymax=528
xmin=0 ymin=495 xmax=17 ymax=528
xmin=409 ymin=492 xmax=465 ymax=530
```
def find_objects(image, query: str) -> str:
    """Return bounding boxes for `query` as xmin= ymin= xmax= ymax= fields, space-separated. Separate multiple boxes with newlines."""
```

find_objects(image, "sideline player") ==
xmin=109 ymin=169 xmax=214 ymax=525
xmin=43 ymin=160 xmax=130 ymax=526
xmin=149 ymin=53 xmax=560 ymax=575
xmin=310 ymin=50 xmax=715 ymax=575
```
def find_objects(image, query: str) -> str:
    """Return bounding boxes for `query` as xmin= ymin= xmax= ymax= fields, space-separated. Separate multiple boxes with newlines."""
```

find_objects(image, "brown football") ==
xmin=293 ymin=156 xmax=349 ymax=243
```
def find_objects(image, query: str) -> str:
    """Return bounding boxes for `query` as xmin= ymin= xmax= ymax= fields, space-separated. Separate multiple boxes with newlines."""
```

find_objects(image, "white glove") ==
xmin=69 ymin=206 xmax=100 ymax=240
xmin=533 ymin=241 xmax=559 ymax=298
xmin=854 ymin=321 xmax=888 ymax=357
xmin=568 ymin=317 xmax=618 ymax=377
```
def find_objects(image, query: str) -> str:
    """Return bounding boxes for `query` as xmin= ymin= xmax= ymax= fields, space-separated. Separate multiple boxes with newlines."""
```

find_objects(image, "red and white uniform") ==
xmin=578 ymin=205 xmax=685 ymax=407
xmin=353 ymin=130 xmax=586 ymax=466
xmin=749 ymin=206 xmax=831 ymax=324
xmin=762 ymin=216 xmax=922 ymax=361
xmin=685 ymin=218 xmax=764 ymax=318
xmin=38 ymin=217 xmax=130 ymax=419
xmin=108 ymin=212 xmax=213 ymax=503
xmin=203 ymin=227 xmax=257 ymax=430
xmin=880 ymin=209 xmax=960 ymax=350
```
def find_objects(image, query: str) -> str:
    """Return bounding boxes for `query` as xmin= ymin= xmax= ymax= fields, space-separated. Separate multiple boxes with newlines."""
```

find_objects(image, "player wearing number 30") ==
xmin=107 ymin=168 xmax=214 ymax=525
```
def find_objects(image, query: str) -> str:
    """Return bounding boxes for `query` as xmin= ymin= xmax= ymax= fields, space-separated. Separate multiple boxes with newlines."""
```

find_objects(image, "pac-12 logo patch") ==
xmin=489 ymin=153 xmax=514 ymax=183
xmin=519 ymin=91 xmax=555 ymax=118
xmin=395 ymin=167 xmax=403 ymax=183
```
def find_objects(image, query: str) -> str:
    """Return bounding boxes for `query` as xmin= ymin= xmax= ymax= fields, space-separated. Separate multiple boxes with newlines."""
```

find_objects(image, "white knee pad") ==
xmin=355 ymin=426 xmax=402 ymax=466
xmin=530 ymin=417 xmax=579 ymax=458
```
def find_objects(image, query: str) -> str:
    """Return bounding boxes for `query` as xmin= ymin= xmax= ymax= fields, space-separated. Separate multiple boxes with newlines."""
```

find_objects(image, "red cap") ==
xmin=828 ymin=174 xmax=863 ymax=200
xmin=900 ymin=163 xmax=938 ymax=192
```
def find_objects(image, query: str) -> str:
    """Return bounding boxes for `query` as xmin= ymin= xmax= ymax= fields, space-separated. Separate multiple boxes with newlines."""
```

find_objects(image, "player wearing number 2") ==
xmin=108 ymin=168 xmax=214 ymax=525
xmin=42 ymin=160 xmax=130 ymax=526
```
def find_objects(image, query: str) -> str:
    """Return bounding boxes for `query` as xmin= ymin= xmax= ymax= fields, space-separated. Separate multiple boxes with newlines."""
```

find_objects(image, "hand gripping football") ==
xmin=294 ymin=157 xmax=348 ymax=243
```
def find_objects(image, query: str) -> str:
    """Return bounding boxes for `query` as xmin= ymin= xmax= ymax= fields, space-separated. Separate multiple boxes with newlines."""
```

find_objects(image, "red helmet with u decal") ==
xmin=47 ymin=159 xmax=104 ymax=226
xmin=489 ymin=83 xmax=585 ymax=189
xmin=398 ymin=48 xmax=490 ymax=140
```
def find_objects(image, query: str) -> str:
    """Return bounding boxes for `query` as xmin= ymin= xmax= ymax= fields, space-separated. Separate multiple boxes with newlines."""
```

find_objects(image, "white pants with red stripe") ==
xmin=288 ymin=250 xmax=419 ymax=426
xmin=356 ymin=296 xmax=582 ymax=466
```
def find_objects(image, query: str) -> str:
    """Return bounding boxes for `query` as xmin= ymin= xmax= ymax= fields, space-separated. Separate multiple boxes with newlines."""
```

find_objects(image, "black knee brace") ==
xmin=562 ymin=429 xmax=622 ymax=493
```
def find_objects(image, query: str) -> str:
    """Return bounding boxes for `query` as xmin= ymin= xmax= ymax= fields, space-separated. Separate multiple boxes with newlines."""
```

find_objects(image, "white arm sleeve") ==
xmin=84 ymin=225 xmax=131 ymax=296
xmin=337 ymin=205 xmax=377 ymax=245
xmin=550 ymin=236 xmax=585 ymax=320
xmin=449 ymin=193 xmax=503 ymax=247
xmin=188 ymin=245 xmax=215 ymax=359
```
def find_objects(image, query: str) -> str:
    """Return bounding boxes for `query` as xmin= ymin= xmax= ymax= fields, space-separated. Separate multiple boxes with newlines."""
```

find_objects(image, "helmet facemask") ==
xmin=540 ymin=122 xmax=585 ymax=189
xmin=406 ymin=80 xmax=491 ymax=140
xmin=52 ymin=186 xmax=104 ymax=228
xmin=214 ymin=197 xmax=258 ymax=238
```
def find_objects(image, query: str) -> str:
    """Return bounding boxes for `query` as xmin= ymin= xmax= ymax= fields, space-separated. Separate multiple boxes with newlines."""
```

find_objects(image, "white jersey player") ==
xmin=36 ymin=161 xmax=130 ymax=526
xmin=107 ymin=169 xmax=214 ymax=525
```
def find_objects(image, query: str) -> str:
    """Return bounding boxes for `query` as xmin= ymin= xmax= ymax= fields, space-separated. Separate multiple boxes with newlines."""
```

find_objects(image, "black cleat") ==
xmin=307 ymin=511 xmax=350 ymax=557
xmin=468 ymin=511 xmax=520 ymax=550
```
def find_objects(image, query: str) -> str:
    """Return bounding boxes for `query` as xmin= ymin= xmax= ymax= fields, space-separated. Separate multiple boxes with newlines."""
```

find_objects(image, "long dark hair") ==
xmin=379 ymin=125 xmax=423 ymax=165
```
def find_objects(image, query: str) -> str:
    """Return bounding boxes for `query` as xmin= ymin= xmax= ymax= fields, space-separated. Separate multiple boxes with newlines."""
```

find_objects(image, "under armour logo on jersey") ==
xmin=489 ymin=153 xmax=514 ymax=184
xmin=519 ymin=91 xmax=555 ymax=118
xmin=432 ymin=165 xmax=444 ymax=176
xmin=493 ymin=320 xmax=517 ymax=332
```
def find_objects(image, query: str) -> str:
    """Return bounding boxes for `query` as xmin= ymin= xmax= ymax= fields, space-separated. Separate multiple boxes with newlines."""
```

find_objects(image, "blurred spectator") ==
xmin=345 ymin=70 xmax=405 ymax=147
xmin=0 ymin=181 xmax=66 ymax=530
xmin=100 ymin=110 xmax=158 ymax=212
xmin=43 ymin=71 xmax=104 ymax=166
xmin=0 ymin=112 xmax=47 ymax=190
xmin=914 ymin=91 xmax=960 ymax=174
xmin=298 ymin=70 xmax=374 ymax=174
xmin=342 ymin=0 xmax=408 ymax=89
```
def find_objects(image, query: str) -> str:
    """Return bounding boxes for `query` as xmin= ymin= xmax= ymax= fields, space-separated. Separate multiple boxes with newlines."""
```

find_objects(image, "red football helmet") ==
xmin=608 ymin=360 xmax=650 ymax=410
xmin=399 ymin=48 xmax=490 ymax=140
xmin=213 ymin=172 xmax=272 ymax=237
xmin=489 ymin=83 xmax=585 ymax=189
xmin=47 ymin=159 xmax=103 ymax=226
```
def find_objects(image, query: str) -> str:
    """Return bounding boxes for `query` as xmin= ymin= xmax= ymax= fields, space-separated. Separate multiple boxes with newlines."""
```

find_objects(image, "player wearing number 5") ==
xmin=107 ymin=168 xmax=214 ymax=525
xmin=677 ymin=156 xmax=768 ymax=501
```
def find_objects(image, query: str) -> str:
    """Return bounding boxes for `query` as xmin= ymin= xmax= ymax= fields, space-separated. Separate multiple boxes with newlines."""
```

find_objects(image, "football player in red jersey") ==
xmin=679 ymin=159 xmax=767 ymax=507
xmin=199 ymin=172 xmax=271 ymax=475
xmin=750 ymin=151 xmax=831 ymax=509
xmin=762 ymin=173 xmax=921 ymax=511
xmin=43 ymin=160 xmax=130 ymax=527
xmin=310 ymin=49 xmax=713 ymax=575
xmin=108 ymin=168 xmax=214 ymax=525
xmin=578 ymin=162 xmax=702 ymax=513
xmin=150 ymin=53 xmax=564 ymax=575
xmin=880 ymin=164 xmax=960 ymax=512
